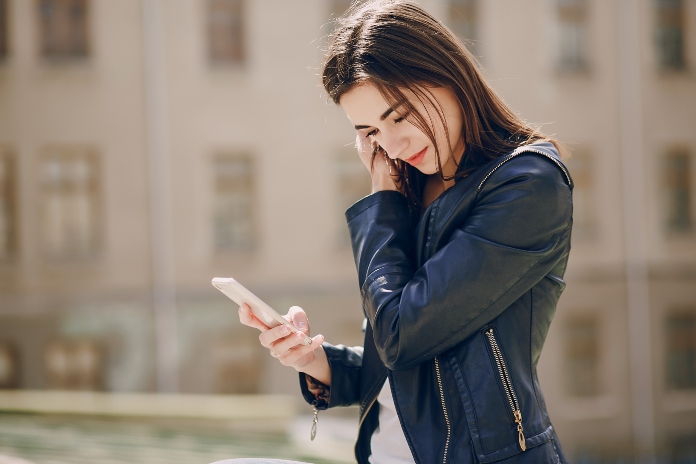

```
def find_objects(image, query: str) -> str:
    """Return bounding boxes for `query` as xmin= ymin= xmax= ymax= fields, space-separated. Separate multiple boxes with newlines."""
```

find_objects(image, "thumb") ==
xmin=288 ymin=306 xmax=310 ymax=335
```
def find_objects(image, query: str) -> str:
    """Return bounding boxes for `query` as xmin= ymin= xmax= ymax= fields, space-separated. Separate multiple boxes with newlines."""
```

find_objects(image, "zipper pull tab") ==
xmin=310 ymin=406 xmax=319 ymax=441
xmin=514 ymin=410 xmax=526 ymax=451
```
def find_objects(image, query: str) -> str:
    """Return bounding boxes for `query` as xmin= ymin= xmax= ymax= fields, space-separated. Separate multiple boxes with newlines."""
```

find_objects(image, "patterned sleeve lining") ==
xmin=305 ymin=373 xmax=330 ymax=406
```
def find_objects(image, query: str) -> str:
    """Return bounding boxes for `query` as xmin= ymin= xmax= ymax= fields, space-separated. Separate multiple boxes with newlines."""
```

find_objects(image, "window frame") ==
xmin=0 ymin=147 xmax=17 ymax=262
xmin=555 ymin=0 xmax=590 ymax=73
xmin=664 ymin=309 xmax=696 ymax=391
xmin=654 ymin=0 xmax=687 ymax=72
xmin=207 ymin=0 xmax=246 ymax=66
xmin=661 ymin=148 xmax=693 ymax=236
xmin=37 ymin=0 xmax=90 ymax=61
xmin=37 ymin=146 xmax=101 ymax=261
xmin=212 ymin=152 xmax=256 ymax=253
xmin=0 ymin=0 xmax=9 ymax=60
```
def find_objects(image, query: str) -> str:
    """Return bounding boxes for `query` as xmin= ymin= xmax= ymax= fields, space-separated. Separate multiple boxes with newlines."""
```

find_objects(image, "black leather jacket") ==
xmin=301 ymin=142 xmax=573 ymax=464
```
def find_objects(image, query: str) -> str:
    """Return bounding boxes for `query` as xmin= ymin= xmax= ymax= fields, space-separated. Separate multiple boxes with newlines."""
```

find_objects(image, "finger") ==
xmin=274 ymin=334 xmax=324 ymax=367
xmin=355 ymin=133 xmax=376 ymax=164
xmin=355 ymin=132 xmax=370 ymax=147
xmin=267 ymin=328 xmax=309 ymax=356
xmin=281 ymin=334 xmax=325 ymax=367
xmin=287 ymin=306 xmax=310 ymax=335
xmin=238 ymin=304 xmax=271 ymax=332
xmin=258 ymin=323 xmax=293 ymax=348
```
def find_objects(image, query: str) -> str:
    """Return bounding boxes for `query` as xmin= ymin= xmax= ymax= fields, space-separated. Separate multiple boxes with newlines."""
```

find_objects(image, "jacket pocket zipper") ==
xmin=358 ymin=394 xmax=379 ymax=429
xmin=485 ymin=328 xmax=526 ymax=451
xmin=434 ymin=356 xmax=451 ymax=463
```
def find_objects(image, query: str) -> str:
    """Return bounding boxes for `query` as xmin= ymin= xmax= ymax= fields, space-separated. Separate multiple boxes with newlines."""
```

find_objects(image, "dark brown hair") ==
xmin=323 ymin=0 xmax=565 ymax=210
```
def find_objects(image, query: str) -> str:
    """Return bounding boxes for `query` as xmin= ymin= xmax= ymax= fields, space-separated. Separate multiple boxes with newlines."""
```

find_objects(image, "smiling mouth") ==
xmin=404 ymin=147 xmax=427 ymax=166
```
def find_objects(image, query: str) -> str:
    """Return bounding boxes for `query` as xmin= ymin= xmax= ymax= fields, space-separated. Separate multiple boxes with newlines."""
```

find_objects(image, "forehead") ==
xmin=339 ymin=82 xmax=459 ymax=127
xmin=338 ymin=82 xmax=390 ymax=125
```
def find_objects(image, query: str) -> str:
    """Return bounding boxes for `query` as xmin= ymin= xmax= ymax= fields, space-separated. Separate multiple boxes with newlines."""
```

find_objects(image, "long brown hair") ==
xmin=323 ymin=0 xmax=565 ymax=210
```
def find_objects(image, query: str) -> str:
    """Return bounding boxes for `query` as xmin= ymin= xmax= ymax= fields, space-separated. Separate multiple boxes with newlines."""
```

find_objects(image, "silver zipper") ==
xmin=358 ymin=393 xmax=379 ymax=429
xmin=434 ymin=356 xmax=451 ymax=463
xmin=485 ymin=328 xmax=526 ymax=451
xmin=310 ymin=405 xmax=319 ymax=441
xmin=477 ymin=146 xmax=572 ymax=191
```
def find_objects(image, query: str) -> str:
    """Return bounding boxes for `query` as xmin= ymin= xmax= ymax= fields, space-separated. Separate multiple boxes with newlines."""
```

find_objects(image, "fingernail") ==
xmin=296 ymin=320 xmax=307 ymax=329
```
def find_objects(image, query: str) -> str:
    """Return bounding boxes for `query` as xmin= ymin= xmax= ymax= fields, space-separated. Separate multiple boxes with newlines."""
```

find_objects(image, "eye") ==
xmin=367 ymin=129 xmax=378 ymax=137
xmin=394 ymin=112 xmax=409 ymax=124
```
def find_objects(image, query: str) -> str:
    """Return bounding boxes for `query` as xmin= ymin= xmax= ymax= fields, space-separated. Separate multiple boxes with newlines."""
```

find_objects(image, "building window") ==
xmin=662 ymin=150 xmax=692 ymax=233
xmin=213 ymin=154 xmax=255 ymax=251
xmin=0 ymin=148 xmax=17 ymax=261
xmin=44 ymin=340 xmax=103 ymax=390
xmin=0 ymin=342 xmax=19 ymax=389
xmin=38 ymin=0 xmax=89 ymax=59
xmin=665 ymin=311 xmax=696 ymax=390
xmin=566 ymin=150 xmax=595 ymax=240
xmin=564 ymin=317 xmax=600 ymax=396
xmin=334 ymin=149 xmax=371 ymax=247
xmin=655 ymin=0 xmax=685 ymax=71
xmin=556 ymin=0 xmax=588 ymax=71
xmin=208 ymin=0 xmax=245 ymax=65
xmin=39 ymin=147 xmax=100 ymax=260
xmin=0 ymin=0 xmax=8 ymax=59
xmin=447 ymin=0 xmax=478 ymax=56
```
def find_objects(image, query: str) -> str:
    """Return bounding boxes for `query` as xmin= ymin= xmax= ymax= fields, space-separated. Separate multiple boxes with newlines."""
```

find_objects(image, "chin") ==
xmin=414 ymin=164 xmax=438 ymax=175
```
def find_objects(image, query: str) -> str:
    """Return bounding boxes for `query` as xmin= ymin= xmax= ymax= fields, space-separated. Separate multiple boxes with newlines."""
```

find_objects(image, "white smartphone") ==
xmin=211 ymin=277 xmax=312 ymax=346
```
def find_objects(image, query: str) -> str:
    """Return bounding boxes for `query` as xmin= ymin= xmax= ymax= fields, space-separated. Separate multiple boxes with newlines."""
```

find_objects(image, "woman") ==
xmin=235 ymin=1 xmax=573 ymax=463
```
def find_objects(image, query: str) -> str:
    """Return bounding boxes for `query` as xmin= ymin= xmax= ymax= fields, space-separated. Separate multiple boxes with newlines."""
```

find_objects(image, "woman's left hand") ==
xmin=355 ymin=133 xmax=399 ymax=193
xmin=238 ymin=304 xmax=330 ymax=385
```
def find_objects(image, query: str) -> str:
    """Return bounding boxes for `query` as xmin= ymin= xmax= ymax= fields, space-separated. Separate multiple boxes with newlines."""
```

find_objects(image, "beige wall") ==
xmin=0 ymin=0 xmax=151 ymax=296
xmin=0 ymin=0 xmax=695 ymax=460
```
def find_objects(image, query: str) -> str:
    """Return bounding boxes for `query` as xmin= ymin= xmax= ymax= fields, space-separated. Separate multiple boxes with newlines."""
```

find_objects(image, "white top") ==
xmin=369 ymin=377 xmax=416 ymax=464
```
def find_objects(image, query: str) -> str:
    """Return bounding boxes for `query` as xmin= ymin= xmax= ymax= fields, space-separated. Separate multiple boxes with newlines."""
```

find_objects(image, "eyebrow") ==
xmin=353 ymin=101 xmax=407 ymax=130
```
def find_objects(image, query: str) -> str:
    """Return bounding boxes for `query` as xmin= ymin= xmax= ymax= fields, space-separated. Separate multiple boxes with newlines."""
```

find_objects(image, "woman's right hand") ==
xmin=238 ymin=304 xmax=330 ymax=384
xmin=355 ymin=133 xmax=399 ymax=193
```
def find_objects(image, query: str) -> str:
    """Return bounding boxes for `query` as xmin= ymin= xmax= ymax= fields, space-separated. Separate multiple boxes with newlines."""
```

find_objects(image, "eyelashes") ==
xmin=366 ymin=113 xmax=408 ymax=138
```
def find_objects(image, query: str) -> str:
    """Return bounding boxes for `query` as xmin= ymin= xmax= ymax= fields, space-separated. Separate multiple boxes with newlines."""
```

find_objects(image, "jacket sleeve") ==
xmin=299 ymin=343 xmax=364 ymax=409
xmin=346 ymin=155 xmax=573 ymax=371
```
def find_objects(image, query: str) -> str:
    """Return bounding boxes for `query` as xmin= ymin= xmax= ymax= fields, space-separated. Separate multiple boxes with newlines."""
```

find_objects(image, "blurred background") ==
xmin=0 ymin=0 xmax=694 ymax=463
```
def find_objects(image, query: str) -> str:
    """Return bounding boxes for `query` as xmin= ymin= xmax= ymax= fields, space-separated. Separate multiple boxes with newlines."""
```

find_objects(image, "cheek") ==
xmin=439 ymin=118 xmax=462 ymax=152
xmin=397 ymin=122 xmax=426 ymax=144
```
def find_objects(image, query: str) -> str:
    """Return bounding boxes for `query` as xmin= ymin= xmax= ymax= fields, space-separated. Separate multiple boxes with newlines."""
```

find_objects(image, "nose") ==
xmin=378 ymin=130 xmax=408 ymax=160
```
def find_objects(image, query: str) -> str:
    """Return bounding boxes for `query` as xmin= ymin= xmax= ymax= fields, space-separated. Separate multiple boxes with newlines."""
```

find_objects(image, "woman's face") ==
xmin=339 ymin=82 xmax=465 ymax=177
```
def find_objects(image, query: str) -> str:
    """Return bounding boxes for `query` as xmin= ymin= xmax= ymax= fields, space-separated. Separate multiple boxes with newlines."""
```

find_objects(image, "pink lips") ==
xmin=404 ymin=147 xmax=427 ymax=166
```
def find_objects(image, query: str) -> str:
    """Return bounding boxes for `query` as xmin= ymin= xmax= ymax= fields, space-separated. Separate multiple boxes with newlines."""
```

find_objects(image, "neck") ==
xmin=422 ymin=174 xmax=454 ymax=209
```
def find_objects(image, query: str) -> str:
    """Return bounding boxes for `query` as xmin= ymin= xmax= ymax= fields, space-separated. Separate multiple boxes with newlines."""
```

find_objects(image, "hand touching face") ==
xmin=340 ymin=82 xmax=465 ymax=178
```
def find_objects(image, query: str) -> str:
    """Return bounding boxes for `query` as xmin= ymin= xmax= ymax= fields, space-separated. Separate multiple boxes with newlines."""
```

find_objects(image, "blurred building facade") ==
xmin=0 ymin=0 xmax=694 ymax=462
